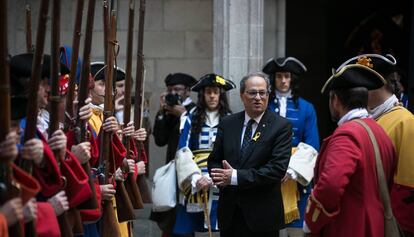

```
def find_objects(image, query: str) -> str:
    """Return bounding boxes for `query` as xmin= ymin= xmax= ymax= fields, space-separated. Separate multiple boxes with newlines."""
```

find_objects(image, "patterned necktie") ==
xmin=241 ymin=119 xmax=255 ymax=154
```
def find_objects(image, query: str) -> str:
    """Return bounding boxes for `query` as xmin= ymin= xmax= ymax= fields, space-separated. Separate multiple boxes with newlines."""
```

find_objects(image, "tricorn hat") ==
xmin=336 ymin=54 xmax=397 ymax=77
xmin=321 ymin=64 xmax=386 ymax=94
xmin=10 ymin=53 xmax=70 ymax=80
xmin=11 ymin=96 xmax=28 ymax=121
xmin=262 ymin=57 xmax=307 ymax=76
xmin=90 ymin=62 xmax=126 ymax=82
xmin=164 ymin=73 xmax=197 ymax=87
xmin=191 ymin=73 xmax=236 ymax=92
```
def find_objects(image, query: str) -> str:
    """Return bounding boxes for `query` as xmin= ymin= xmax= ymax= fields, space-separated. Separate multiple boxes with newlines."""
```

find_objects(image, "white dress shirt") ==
xmin=230 ymin=111 xmax=265 ymax=185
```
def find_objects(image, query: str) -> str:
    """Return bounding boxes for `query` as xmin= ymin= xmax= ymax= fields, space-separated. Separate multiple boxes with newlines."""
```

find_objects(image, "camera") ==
xmin=164 ymin=93 xmax=182 ymax=106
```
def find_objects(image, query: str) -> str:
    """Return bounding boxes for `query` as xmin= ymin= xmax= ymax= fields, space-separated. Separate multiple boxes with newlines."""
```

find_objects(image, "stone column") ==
xmin=213 ymin=0 xmax=264 ymax=112
xmin=275 ymin=0 xmax=286 ymax=58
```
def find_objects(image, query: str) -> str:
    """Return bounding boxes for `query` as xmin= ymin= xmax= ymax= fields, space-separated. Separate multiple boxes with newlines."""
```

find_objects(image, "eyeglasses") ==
xmin=244 ymin=90 xmax=268 ymax=98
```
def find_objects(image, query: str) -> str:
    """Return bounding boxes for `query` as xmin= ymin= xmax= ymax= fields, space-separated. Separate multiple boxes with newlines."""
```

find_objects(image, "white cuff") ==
xmin=191 ymin=173 xmax=202 ymax=194
xmin=287 ymin=168 xmax=298 ymax=180
xmin=303 ymin=220 xmax=311 ymax=233
xmin=230 ymin=169 xmax=238 ymax=185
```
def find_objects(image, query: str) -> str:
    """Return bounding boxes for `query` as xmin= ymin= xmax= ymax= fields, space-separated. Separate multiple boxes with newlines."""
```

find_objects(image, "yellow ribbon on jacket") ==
xmin=281 ymin=147 xmax=300 ymax=224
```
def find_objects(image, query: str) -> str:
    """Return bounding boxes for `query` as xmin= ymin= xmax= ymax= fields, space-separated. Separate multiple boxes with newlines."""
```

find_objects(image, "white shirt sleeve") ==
xmin=286 ymin=168 xmax=298 ymax=180
xmin=303 ymin=220 xmax=311 ymax=233
xmin=191 ymin=173 xmax=202 ymax=194
xmin=230 ymin=169 xmax=238 ymax=185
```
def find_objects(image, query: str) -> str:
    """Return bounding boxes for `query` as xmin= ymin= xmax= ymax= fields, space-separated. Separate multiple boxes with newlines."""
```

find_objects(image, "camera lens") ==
xmin=165 ymin=93 xmax=180 ymax=106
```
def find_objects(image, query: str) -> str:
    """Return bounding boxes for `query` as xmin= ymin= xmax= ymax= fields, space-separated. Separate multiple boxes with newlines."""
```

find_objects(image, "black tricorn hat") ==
xmin=262 ymin=57 xmax=307 ymax=76
xmin=10 ymin=53 xmax=70 ymax=80
xmin=90 ymin=62 xmax=126 ymax=82
xmin=191 ymin=73 xmax=236 ymax=92
xmin=336 ymin=54 xmax=397 ymax=77
xmin=164 ymin=73 xmax=197 ymax=87
xmin=321 ymin=64 xmax=386 ymax=94
xmin=11 ymin=96 xmax=28 ymax=121
xmin=10 ymin=53 xmax=70 ymax=99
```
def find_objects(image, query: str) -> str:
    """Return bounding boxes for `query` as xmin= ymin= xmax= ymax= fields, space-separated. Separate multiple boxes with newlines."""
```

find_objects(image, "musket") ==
xmin=123 ymin=0 xmax=144 ymax=210
xmin=64 ymin=0 xmax=84 ymax=129
xmin=63 ymin=1 xmax=94 ymax=232
xmin=134 ymin=0 xmax=152 ymax=203
xmin=49 ymin=1 xmax=75 ymax=236
xmin=20 ymin=0 xmax=50 ymax=236
xmin=0 ymin=1 xmax=23 ymax=236
xmin=20 ymin=0 xmax=49 ymax=183
xmin=103 ymin=0 xmax=109 ymax=63
xmin=108 ymin=7 xmax=136 ymax=223
xmin=99 ymin=11 xmax=121 ymax=237
xmin=74 ymin=0 xmax=98 ymax=211
xmin=25 ymin=4 xmax=33 ymax=53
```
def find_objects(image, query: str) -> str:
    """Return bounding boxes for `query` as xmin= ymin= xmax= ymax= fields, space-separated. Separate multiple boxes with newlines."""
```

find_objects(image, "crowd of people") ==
xmin=0 ymin=49 xmax=149 ymax=237
xmin=150 ymin=54 xmax=414 ymax=237
xmin=1 ymin=42 xmax=414 ymax=237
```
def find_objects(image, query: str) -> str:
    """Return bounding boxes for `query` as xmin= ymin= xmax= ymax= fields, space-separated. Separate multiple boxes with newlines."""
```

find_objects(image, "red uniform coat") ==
xmin=66 ymin=127 xmax=102 ymax=222
xmin=305 ymin=118 xmax=397 ymax=237
xmin=36 ymin=202 xmax=60 ymax=237
xmin=33 ymin=138 xmax=63 ymax=198
xmin=0 ymin=214 xmax=7 ymax=237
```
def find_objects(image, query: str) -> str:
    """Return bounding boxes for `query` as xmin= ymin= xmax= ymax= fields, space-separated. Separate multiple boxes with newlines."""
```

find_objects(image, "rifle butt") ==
xmin=101 ymin=200 xmax=121 ymax=237
xmin=77 ymin=163 xmax=98 ymax=210
xmin=58 ymin=212 xmax=74 ymax=237
xmin=68 ymin=208 xmax=83 ymax=235
xmin=9 ymin=222 xmax=24 ymax=237
xmin=115 ymin=180 xmax=135 ymax=222
xmin=125 ymin=173 xmax=144 ymax=209
xmin=137 ymin=174 xmax=152 ymax=203
xmin=24 ymin=221 xmax=37 ymax=237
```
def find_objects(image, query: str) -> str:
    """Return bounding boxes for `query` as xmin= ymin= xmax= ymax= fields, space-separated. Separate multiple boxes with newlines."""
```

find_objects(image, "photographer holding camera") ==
xmin=153 ymin=73 xmax=198 ymax=164
xmin=151 ymin=73 xmax=197 ymax=236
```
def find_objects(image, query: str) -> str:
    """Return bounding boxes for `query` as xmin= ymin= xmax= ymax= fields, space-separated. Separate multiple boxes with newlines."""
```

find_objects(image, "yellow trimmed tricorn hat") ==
xmin=191 ymin=73 xmax=236 ymax=92
xmin=321 ymin=64 xmax=386 ymax=94
xmin=336 ymin=54 xmax=397 ymax=77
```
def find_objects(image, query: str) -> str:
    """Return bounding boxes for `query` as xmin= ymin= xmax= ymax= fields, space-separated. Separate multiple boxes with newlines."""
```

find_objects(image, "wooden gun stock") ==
xmin=115 ymin=180 xmax=135 ymax=222
xmin=124 ymin=172 xmax=144 ymax=209
xmin=101 ymin=200 xmax=121 ymax=237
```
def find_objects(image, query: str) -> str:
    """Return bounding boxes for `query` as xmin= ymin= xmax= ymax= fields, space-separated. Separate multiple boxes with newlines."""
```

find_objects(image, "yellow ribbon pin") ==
xmin=252 ymin=132 xmax=261 ymax=142
xmin=215 ymin=75 xmax=226 ymax=85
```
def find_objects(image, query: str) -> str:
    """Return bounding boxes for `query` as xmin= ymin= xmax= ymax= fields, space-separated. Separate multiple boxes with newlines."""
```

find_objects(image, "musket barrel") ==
xmin=65 ymin=0 xmax=84 ymax=127
xmin=25 ymin=5 xmax=33 ymax=53
xmin=100 ymin=11 xmax=122 ymax=237
xmin=74 ymin=0 xmax=99 ymax=211
xmin=22 ymin=0 xmax=50 ymax=173
xmin=133 ymin=0 xmax=152 ymax=204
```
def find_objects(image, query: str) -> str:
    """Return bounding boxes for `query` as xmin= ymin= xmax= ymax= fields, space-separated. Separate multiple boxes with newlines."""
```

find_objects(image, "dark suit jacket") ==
xmin=208 ymin=110 xmax=292 ymax=232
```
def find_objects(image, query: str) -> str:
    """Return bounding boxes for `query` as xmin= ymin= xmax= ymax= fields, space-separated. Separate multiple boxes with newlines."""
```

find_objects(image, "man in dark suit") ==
xmin=208 ymin=72 xmax=292 ymax=237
